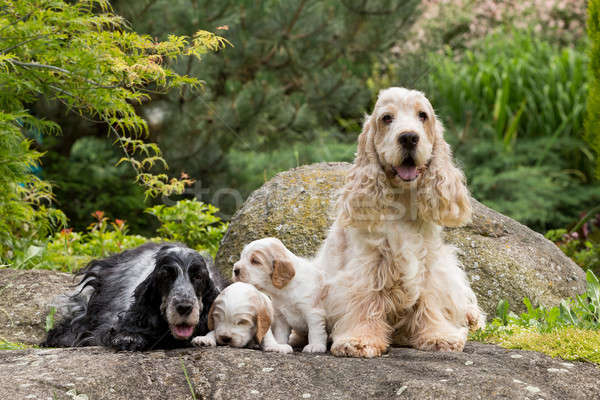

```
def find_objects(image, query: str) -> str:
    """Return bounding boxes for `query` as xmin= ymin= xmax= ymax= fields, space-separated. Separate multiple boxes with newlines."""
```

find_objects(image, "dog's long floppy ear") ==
xmin=418 ymin=116 xmax=472 ymax=227
xmin=338 ymin=113 xmax=388 ymax=226
xmin=254 ymin=295 xmax=273 ymax=344
xmin=206 ymin=301 xmax=217 ymax=331
xmin=271 ymin=250 xmax=295 ymax=289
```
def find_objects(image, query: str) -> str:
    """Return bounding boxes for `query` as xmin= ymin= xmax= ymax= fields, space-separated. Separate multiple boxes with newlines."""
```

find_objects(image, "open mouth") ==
xmin=392 ymin=156 xmax=420 ymax=182
xmin=171 ymin=323 xmax=195 ymax=340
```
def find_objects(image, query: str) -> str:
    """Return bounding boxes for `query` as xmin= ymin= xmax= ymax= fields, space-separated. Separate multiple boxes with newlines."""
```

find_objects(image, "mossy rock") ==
xmin=215 ymin=162 xmax=586 ymax=315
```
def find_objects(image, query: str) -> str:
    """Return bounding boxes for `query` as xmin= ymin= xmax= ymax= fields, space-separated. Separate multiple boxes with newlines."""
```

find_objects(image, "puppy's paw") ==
xmin=263 ymin=343 xmax=293 ymax=354
xmin=330 ymin=337 xmax=386 ymax=358
xmin=302 ymin=343 xmax=327 ymax=353
xmin=191 ymin=335 xmax=216 ymax=347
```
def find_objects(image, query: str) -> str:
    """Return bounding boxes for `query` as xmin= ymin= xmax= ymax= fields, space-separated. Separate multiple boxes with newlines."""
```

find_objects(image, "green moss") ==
xmin=473 ymin=326 xmax=600 ymax=364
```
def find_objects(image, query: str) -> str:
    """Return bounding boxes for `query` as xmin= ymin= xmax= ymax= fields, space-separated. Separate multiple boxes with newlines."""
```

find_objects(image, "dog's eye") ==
xmin=250 ymin=257 xmax=259 ymax=265
xmin=237 ymin=320 xmax=250 ymax=326
xmin=418 ymin=111 xmax=428 ymax=122
xmin=382 ymin=114 xmax=393 ymax=124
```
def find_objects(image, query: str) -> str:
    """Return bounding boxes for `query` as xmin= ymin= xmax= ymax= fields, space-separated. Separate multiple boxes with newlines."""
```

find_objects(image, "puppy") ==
xmin=191 ymin=282 xmax=293 ymax=353
xmin=232 ymin=238 xmax=328 ymax=353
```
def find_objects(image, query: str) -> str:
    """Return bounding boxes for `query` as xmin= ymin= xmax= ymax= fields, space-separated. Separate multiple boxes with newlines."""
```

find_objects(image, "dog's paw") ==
xmin=191 ymin=335 xmax=216 ymax=347
xmin=412 ymin=335 xmax=466 ymax=352
xmin=302 ymin=343 xmax=327 ymax=353
xmin=111 ymin=334 xmax=147 ymax=351
xmin=330 ymin=337 xmax=386 ymax=358
xmin=263 ymin=343 xmax=293 ymax=354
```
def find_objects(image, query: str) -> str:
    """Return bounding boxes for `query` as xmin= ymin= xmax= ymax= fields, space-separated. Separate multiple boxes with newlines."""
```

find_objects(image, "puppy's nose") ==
xmin=399 ymin=132 xmax=419 ymax=149
xmin=233 ymin=267 xmax=240 ymax=277
xmin=219 ymin=335 xmax=232 ymax=344
xmin=176 ymin=303 xmax=193 ymax=316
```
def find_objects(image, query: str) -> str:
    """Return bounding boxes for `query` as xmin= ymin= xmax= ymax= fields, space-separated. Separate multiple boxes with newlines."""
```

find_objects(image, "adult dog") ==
xmin=43 ymin=242 xmax=224 ymax=351
xmin=316 ymin=87 xmax=484 ymax=358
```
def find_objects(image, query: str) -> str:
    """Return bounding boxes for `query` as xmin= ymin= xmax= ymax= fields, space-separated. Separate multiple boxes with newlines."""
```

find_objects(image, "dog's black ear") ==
xmin=132 ymin=271 xmax=161 ymax=307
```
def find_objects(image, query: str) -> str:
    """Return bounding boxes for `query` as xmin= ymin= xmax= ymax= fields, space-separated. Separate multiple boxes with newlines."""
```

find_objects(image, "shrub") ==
xmin=8 ymin=199 xmax=227 ymax=273
xmin=546 ymin=211 xmax=600 ymax=276
xmin=0 ymin=0 xmax=225 ymax=260
xmin=422 ymin=30 xmax=598 ymax=230
xmin=587 ymin=0 xmax=600 ymax=177
xmin=146 ymin=200 xmax=228 ymax=257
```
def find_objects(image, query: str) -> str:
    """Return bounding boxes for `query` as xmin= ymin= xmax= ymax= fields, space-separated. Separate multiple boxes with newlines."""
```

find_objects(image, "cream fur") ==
xmin=315 ymin=87 xmax=485 ymax=358
xmin=191 ymin=282 xmax=292 ymax=354
xmin=233 ymin=238 xmax=328 ymax=353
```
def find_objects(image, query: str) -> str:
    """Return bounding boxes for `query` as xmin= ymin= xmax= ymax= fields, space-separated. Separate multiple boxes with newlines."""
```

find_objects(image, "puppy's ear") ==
xmin=418 ymin=117 xmax=472 ymax=227
xmin=254 ymin=296 xmax=273 ymax=344
xmin=271 ymin=257 xmax=295 ymax=289
xmin=207 ymin=301 xmax=216 ymax=331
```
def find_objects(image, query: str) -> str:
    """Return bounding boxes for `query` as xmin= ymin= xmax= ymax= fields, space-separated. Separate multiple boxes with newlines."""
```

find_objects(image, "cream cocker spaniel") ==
xmin=315 ymin=87 xmax=485 ymax=358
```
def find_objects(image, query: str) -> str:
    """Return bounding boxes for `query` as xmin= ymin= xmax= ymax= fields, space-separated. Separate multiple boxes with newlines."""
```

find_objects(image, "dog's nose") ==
xmin=233 ymin=267 xmax=240 ymax=277
xmin=219 ymin=335 xmax=232 ymax=344
xmin=176 ymin=303 xmax=193 ymax=316
xmin=399 ymin=132 xmax=419 ymax=149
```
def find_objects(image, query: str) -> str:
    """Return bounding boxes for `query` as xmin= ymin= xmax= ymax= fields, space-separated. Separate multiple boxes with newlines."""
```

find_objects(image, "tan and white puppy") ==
xmin=232 ymin=238 xmax=328 ymax=353
xmin=191 ymin=282 xmax=292 ymax=353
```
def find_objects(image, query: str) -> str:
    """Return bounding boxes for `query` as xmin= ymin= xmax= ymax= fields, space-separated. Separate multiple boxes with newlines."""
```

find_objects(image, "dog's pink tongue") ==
xmin=395 ymin=165 xmax=418 ymax=181
xmin=174 ymin=324 xmax=194 ymax=339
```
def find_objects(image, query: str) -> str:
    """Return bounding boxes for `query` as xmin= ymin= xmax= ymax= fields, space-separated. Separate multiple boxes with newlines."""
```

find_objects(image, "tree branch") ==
xmin=8 ymin=59 xmax=121 ymax=89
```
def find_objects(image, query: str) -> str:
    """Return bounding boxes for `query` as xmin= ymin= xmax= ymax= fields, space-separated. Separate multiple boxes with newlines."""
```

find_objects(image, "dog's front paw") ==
xmin=191 ymin=335 xmax=216 ymax=347
xmin=302 ymin=343 xmax=327 ymax=353
xmin=331 ymin=337 xmax=387 ymax=358
xmin=111 ymin=333 xmax=147 ymax=351
xmin=263 ymin=343 xmax=293 ymax=354
xmin=411 ymin=332 xmax=466 ymax=352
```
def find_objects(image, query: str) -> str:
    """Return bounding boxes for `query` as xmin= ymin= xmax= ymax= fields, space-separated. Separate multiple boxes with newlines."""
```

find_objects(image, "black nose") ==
xmin=219 ymin=335 xmax=231 ymax=344
xmin=176 ymin=303 xmax=193 ymax=316
xmin=233 ymin=268 xmax=240 ymax=277
xmin=399 ymin=132 xmax=419 ymax=149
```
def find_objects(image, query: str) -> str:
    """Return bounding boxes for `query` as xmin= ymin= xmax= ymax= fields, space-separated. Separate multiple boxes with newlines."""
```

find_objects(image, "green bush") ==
xmin=587 ymin=0 xmax=600 ymax=176
xmin=546 ymin=211 xmax=600 ymax=276
xmin=422 ymin=30 xmax=598 ymax=230
xmin=146 ymin=200 xmax=228 ymax=257
xmin=6 ymin=199 xmax=227 ymax=273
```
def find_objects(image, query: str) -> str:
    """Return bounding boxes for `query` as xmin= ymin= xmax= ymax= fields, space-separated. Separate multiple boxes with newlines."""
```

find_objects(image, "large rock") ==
xmin=0 ymin=268 xmax=74 ymax=344
xmin=1 ymin=270 xmax=599 ymax=399
xmin=2 ymin=342 xmax=600 ymax=399
xmin=215 ymin=162 xmax=586 ymax=315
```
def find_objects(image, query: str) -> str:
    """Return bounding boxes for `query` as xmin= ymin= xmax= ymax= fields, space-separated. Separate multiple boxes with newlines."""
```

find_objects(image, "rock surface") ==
xmin=1 ymin=343 xmax=599 ymax=400
xmin=1 ymin=269 xmax=598 ymax=400
xmin=215 ymin=162 xmax=586 ymax=315
xmin=0 ymin=268 xmax=75 ymax=344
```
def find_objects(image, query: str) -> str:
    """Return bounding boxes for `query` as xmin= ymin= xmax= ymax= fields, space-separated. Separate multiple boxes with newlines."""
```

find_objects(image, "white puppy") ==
xmin=191 ymin=282 xmax=292 ymax=353
xmin=232 ymin=237 xmax=328 ymax=353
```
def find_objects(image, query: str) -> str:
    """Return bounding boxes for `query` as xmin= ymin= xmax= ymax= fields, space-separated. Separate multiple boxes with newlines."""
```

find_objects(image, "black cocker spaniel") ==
xmin=42 ymin=242 xmax=225 ymax=351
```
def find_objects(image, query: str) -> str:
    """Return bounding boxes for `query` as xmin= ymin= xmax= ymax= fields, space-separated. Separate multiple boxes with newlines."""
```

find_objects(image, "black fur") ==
xmin=42 ymin=242 xmax=222 ymax=351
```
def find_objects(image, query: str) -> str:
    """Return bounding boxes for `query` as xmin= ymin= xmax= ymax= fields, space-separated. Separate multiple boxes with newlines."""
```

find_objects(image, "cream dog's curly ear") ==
xmin=418 ymin=116 xmax=471 ymax=227
xmin=254 ymin=295 xmax=273 ymax=344
xmin=338 ymin=113 xmax=388 ymax=227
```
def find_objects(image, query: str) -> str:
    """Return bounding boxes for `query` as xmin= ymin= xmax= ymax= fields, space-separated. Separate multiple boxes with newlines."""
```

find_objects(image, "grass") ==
xmin=470 ymin=269 xmax=600 ymax=364
xmin=0 ymin=339 xmax=31 ymax=350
